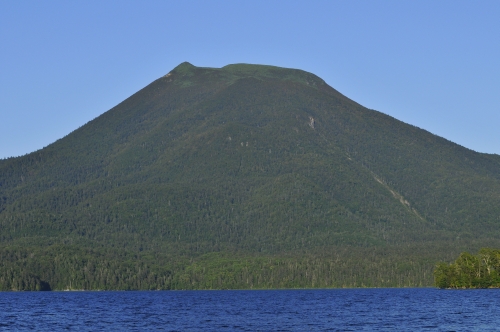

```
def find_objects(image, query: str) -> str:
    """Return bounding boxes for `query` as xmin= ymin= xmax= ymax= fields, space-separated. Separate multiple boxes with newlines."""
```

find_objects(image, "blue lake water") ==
xmin=1 ymin=288 xmax=499 ymax=331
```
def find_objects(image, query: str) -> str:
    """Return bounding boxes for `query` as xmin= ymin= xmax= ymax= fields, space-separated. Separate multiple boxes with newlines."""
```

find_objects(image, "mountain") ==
xmin=1 ymin=62 xmax=499 ymax=290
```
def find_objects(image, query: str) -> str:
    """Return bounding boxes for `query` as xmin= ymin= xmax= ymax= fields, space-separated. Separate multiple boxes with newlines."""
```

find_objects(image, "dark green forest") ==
xmin=1 ymin=62 xmax=500 ymax=290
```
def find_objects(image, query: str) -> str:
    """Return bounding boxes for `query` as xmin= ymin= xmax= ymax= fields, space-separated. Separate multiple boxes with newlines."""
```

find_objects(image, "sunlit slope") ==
xmin=1 ymin=62 xmax=499 ymax=289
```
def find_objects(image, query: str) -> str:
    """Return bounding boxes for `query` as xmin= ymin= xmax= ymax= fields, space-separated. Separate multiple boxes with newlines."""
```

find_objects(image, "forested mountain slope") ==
xmin=1 ymin=62 xmax=499 ymax=290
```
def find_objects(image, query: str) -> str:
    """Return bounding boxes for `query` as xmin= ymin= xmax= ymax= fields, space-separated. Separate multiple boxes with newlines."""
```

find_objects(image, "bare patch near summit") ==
xmin=309 ymin=117 xmax=315 ymax=129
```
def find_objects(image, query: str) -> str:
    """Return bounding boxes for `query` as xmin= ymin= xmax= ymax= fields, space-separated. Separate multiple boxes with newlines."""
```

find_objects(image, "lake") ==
xmin=1 ymin=288 xmax=499 ymax=331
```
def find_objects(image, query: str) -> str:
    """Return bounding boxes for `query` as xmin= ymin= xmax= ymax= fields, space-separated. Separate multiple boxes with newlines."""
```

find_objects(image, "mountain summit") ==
xmin=1 ymin=63 xmax=499 ymax=290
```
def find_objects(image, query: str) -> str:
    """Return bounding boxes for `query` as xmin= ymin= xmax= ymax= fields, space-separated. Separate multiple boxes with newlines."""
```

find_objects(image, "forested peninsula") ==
xmin=1 ymin=63 xmax=500 ymax=290
xmin=434 ymin=248 xmax=500 ymax=289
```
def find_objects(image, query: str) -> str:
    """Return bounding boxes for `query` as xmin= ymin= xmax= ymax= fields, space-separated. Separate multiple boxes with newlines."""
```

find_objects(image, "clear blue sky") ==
xmin=1 ymin=0 xmax=499 ymax=159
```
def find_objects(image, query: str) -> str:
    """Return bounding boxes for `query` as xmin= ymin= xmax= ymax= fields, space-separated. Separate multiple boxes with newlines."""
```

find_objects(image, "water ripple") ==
xmin=1 ymin=288 xmax=500 ymax=331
